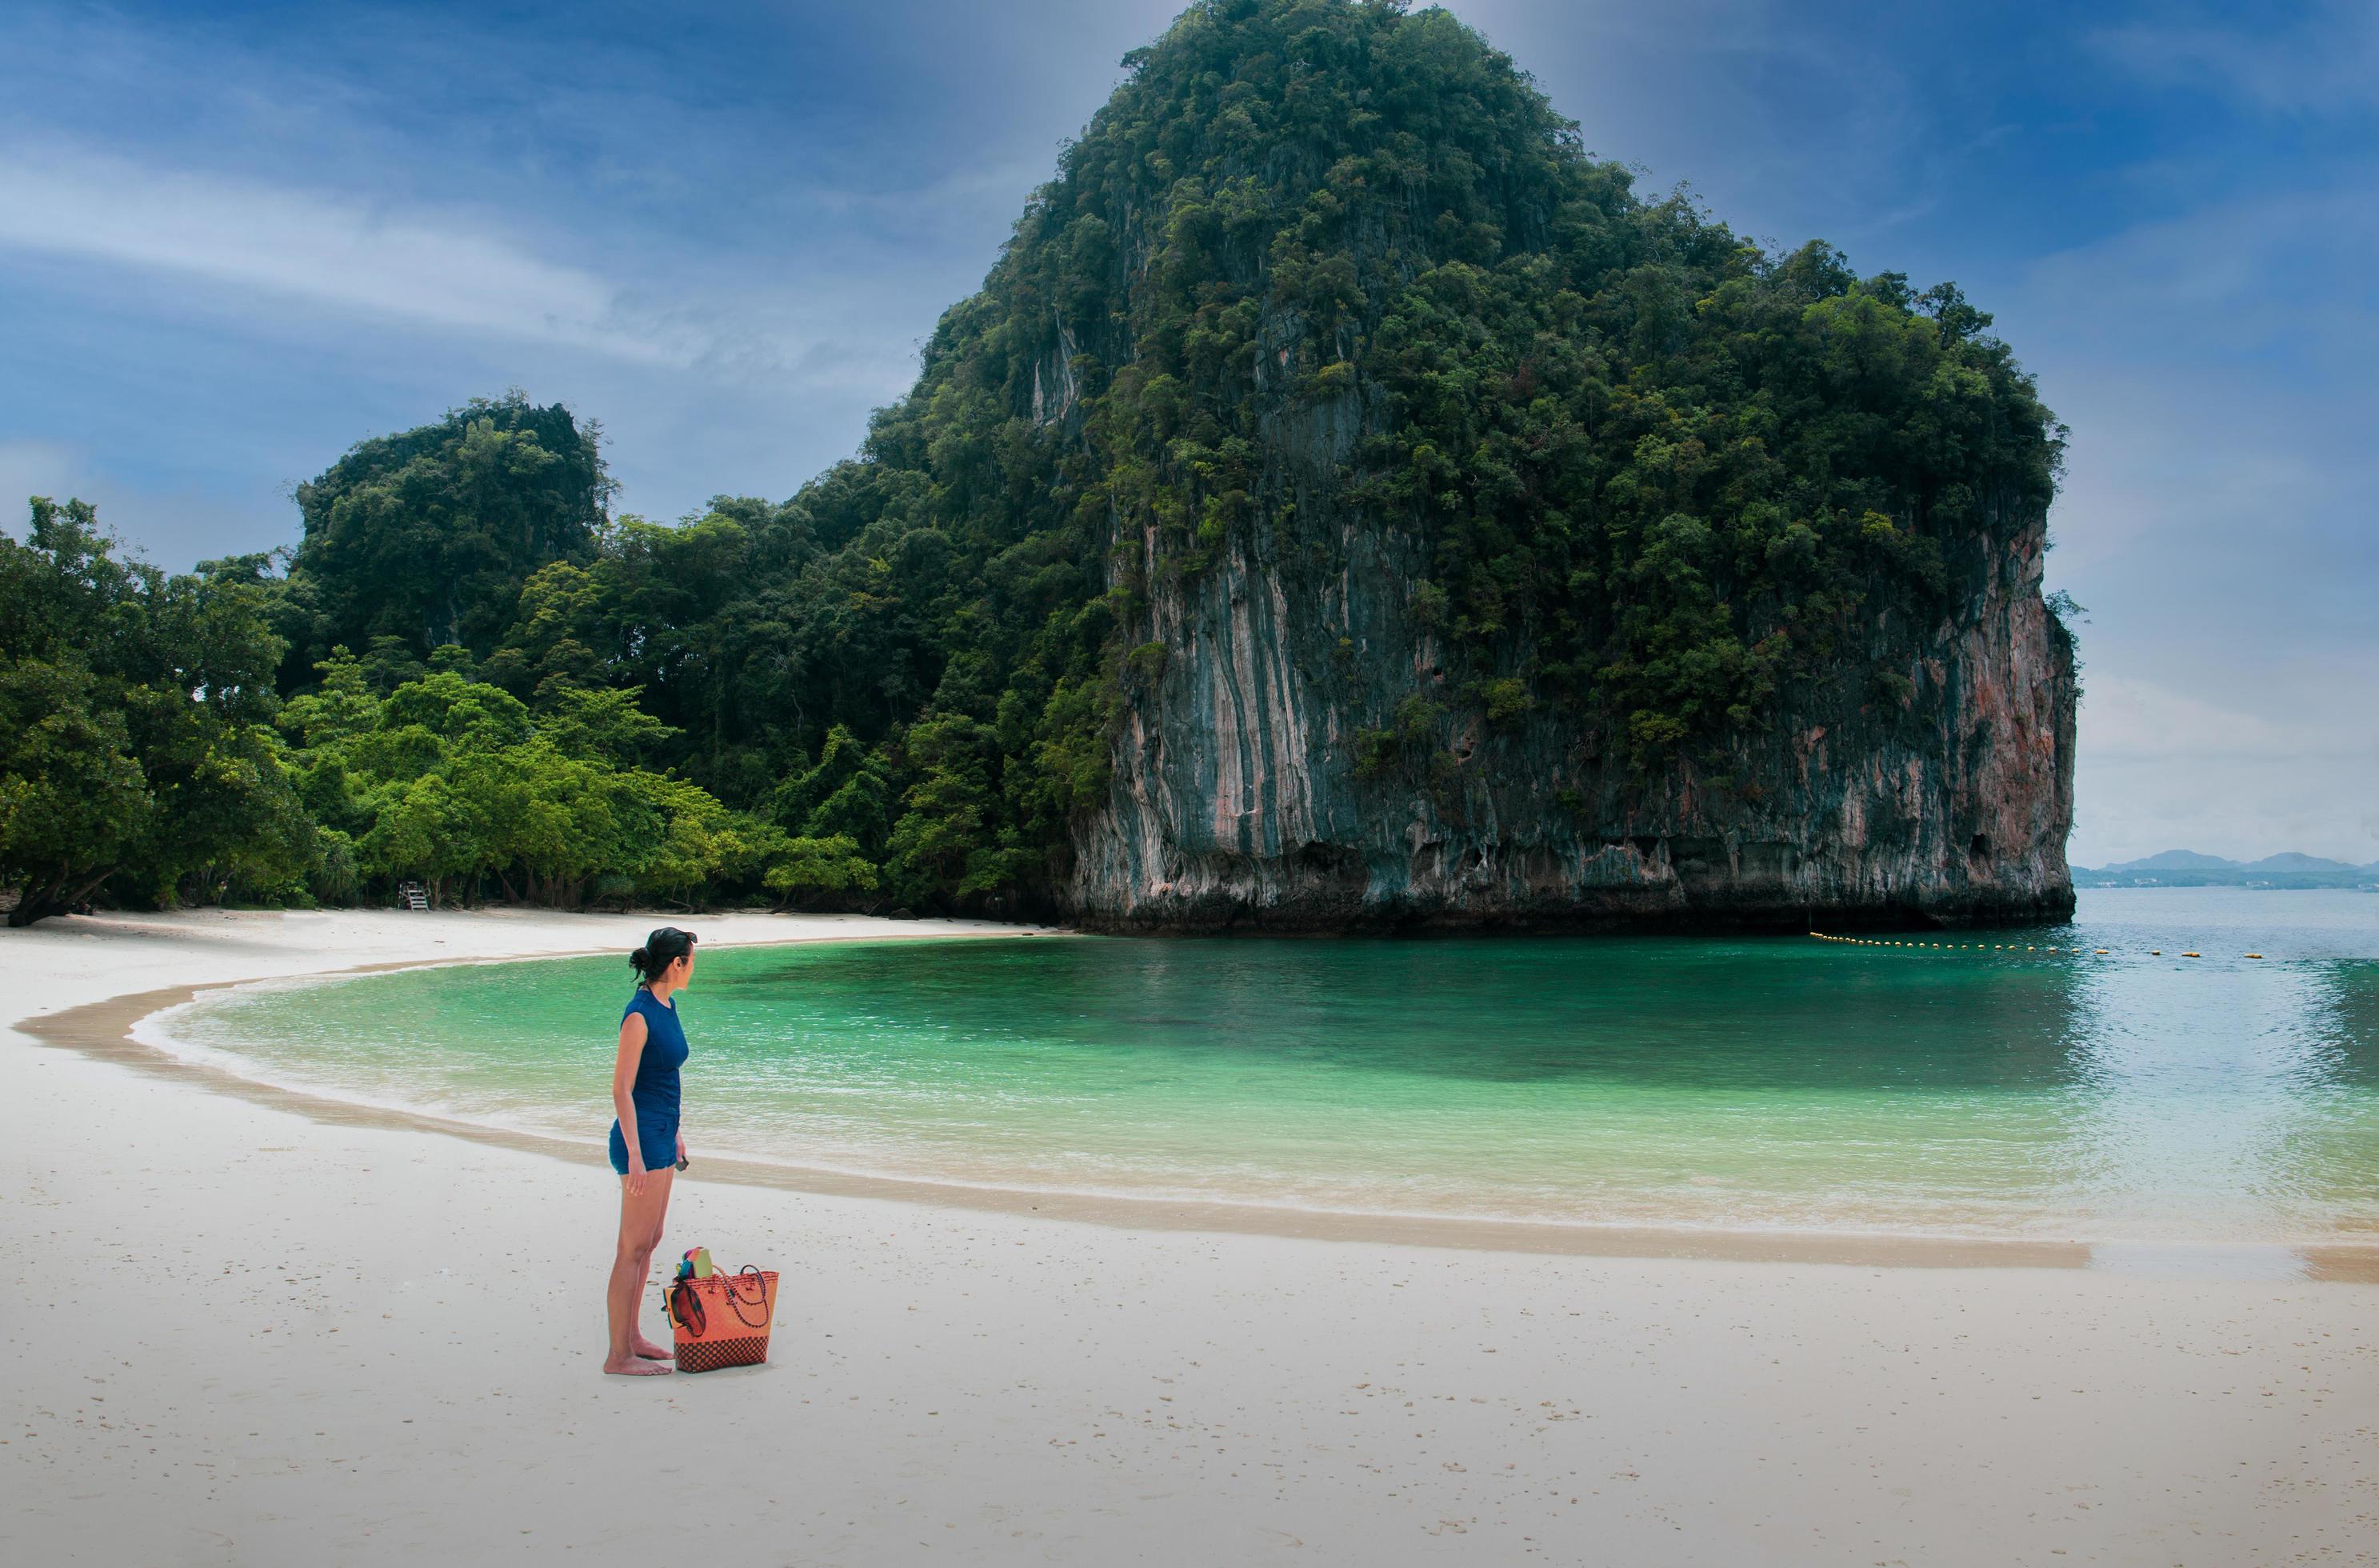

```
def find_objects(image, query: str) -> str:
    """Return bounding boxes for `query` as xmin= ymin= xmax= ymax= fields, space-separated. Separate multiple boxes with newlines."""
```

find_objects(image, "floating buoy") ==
xmin=2150 ymin=950 xmax=2161 ymax=956
xmin=2181 ymin=952 xmax=2201 ymax=958
xmin=2246 ymin=953 xmax=2264 ymax=959
xmin=2094 ymin=949 xmax=2109 ymax=955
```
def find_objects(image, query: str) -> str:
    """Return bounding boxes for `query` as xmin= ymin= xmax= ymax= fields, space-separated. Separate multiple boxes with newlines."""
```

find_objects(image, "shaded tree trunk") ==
xmin=7 ymin=866 xmax=117 ymax=927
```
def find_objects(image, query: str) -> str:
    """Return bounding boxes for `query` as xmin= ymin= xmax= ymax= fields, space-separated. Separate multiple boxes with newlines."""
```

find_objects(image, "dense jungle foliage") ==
xmin=1 ymin=0 xmax=2064 ymax=922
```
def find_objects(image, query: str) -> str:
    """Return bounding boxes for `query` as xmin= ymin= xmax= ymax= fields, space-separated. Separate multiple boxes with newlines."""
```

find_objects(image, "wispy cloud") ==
xmin=2090 ymin=2 xmax=2379 ymax=118
xmin=2083 ymin=674 xmax=2373 ymax=766
xmin=2024 ymin=185 xmax=2379 ymax=342
xmin=0 ymin=144 xmax=687 ymax=364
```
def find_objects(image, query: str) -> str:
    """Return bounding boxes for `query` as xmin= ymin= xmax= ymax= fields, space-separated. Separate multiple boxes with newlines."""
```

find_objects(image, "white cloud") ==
xmin=0 ymin=144 xmax=690 ymax=365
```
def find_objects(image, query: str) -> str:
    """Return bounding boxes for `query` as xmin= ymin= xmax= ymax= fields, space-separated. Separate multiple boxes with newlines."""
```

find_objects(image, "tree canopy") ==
xmin=0 ymin=500 xmax=313 ymax=924
xmin=281 ymin=390 xmax=609 ymax=678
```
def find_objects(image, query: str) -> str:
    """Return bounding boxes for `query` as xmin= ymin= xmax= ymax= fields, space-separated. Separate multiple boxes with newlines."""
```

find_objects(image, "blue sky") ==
xmin=2 ymin=0 xmax=2372 ymax=865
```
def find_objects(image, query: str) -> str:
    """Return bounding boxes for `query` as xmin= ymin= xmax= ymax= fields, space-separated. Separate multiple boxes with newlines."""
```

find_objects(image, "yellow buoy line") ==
xmin=1809 ymin=933 xmax=2269 ymax=959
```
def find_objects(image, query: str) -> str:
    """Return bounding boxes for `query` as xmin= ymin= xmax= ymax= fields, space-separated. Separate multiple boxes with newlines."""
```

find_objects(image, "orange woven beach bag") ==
xmin=664 ymin=1265 xmax=778 ymax=1373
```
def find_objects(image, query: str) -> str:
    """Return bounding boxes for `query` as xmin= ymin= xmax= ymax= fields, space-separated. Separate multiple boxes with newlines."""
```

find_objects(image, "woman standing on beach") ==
xmin=603 ymin=926 xmax=696 ymax=1376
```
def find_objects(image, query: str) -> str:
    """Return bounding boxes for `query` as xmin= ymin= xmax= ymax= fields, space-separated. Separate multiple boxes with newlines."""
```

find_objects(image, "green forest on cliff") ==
xmin=0 ymin=0 xmax=2064 ymax=925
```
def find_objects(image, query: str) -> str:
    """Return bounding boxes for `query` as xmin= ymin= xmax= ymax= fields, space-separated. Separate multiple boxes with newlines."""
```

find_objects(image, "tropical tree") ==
xmin=0 ymin=499 xmax=314 ymax=924
xmin=282 ymin=390 xmax=609 ymax=675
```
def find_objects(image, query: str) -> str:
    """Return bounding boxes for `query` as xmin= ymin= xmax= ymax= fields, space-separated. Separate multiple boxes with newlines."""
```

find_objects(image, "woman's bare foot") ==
xmin=603 ymin=1353 xmax=673 ymax=1376
xmin=630 ymin=1334 xmax=672 ymax=1361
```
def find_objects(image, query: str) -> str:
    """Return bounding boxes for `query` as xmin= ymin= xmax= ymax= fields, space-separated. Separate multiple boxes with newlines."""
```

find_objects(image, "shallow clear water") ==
xmin=162 ymin=889 xmax=2379 ymax=1241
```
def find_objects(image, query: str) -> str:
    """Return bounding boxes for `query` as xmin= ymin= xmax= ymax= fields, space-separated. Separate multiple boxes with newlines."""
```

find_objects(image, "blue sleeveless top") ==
xmin=618 ymin=994 xmax=685 ymax=1151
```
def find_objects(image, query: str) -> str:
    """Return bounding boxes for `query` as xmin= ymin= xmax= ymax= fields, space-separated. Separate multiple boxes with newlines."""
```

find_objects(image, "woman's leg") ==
xmin=603 ymin=1166 xmax=676 ymax=1375
xmin=626 ymin=1170 xmax=678 ymax=1362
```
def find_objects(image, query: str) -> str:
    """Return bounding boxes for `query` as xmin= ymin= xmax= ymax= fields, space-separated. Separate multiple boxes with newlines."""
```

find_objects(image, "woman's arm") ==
xmin=613 ymin=1011 xmax=650 ymax=1194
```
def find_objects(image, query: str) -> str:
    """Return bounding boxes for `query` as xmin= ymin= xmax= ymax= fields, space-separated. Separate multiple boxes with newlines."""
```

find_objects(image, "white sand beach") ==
xmin=2 ymin=908 xmax=2373 ymax=1566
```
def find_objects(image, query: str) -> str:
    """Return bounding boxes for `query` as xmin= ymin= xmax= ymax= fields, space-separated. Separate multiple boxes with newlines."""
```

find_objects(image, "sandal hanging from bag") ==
xmin=666 ymin=1264 xmax=778 ymax=1372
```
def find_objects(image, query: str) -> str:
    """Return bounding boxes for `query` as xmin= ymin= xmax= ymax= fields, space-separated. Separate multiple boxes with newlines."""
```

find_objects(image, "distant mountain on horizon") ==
xmin=2076 ymin=849 xmax=2379 ymax=888
xmin=2104 ymin=850 xmax=2239 ymax=872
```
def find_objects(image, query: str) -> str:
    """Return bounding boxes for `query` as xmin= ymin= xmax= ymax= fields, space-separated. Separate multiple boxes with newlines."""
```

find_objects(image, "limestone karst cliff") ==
xmin=1071 ymin=494 xmax=2074 ymax=930
xmin=1000 ymin=1 xmax=2078 ymax=929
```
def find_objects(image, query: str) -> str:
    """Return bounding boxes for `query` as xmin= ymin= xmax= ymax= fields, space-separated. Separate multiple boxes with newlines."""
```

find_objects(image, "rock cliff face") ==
xmin=1070 ymin=488 xmax=2074 ymax=932
xmin=1022 ymin=6 xmax=2082 ymax=934
xmin=777 ymin=0 xmax=2080 ymax=931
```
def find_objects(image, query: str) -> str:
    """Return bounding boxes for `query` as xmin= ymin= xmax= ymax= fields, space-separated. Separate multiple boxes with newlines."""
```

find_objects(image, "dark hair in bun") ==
xmin=629 ymin=926 xmax=698 ymax=985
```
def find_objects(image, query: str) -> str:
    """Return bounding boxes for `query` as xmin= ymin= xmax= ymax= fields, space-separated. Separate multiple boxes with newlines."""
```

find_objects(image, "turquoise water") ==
xmin=162 ymin=889 xmax=2379 ymax=1241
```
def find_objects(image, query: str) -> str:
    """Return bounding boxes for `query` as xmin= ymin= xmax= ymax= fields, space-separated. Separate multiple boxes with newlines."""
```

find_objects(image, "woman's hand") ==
xmin=675 ymin=1132 xmax=687 ymax=1167
xmin=625 ymin=1156 xmax=649 ymax=1197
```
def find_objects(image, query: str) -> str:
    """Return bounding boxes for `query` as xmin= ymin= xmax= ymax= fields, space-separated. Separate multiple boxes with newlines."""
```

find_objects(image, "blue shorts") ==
xmin=608 ymin=1118 xmax=678 ymax=1176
